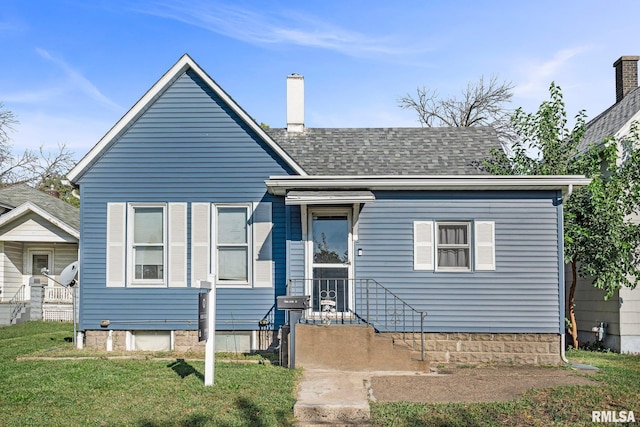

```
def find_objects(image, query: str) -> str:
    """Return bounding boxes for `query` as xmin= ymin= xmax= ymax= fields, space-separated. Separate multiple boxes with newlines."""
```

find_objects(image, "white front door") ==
xmin=308 ymin=208 xmax=353 ymax=315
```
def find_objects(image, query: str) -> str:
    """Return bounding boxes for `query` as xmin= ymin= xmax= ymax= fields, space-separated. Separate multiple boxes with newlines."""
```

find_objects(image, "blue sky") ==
xmin=2 ymin=1 xmax=640 ymax=160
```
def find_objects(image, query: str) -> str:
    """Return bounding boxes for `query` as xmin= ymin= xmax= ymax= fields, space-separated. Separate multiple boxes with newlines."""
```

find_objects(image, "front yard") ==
xmin=0 ymin=322 xmax=299 ymax=426
xmin=1 ymin=322 xmax=638 ymax=426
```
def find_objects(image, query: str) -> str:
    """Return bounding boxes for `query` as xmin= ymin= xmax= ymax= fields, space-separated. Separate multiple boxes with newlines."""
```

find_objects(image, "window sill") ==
xmin=127 ymin=282 xmax=167 ymax=288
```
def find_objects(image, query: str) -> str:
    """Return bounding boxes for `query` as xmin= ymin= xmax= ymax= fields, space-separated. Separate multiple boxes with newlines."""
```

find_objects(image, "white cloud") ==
xmin=512 ymin=46 xmax=593 ymax=100
xmin=35 ymin=48 xmax=122 ymax=111
xmin=0 ymin=87 xmax=66 ymax=104
xmin=133 ymin=0 xmax=424 ymax=58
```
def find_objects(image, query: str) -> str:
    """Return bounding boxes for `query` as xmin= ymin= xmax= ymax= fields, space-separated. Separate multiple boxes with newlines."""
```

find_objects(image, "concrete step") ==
xmin=294 ymin=370 xmax=371 ymax=425
xmin=0 ymin=302 xmax=28 ymax=326
xmin=295 ymin=324 xmax=429 ymax=372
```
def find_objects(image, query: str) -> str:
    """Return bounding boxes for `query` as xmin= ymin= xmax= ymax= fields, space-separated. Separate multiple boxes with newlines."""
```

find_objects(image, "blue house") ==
xmin=68 ymin=55 xmax=588 ymax=367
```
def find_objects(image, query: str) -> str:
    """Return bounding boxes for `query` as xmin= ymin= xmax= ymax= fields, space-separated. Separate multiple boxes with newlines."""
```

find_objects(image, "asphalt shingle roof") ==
xmin=578 ymin=86 xmax=640 ymax=152
xmin=266 ymin=127 xmax=501 ymax=175
xmin=0 ymin=184 xmax=79 ymax=231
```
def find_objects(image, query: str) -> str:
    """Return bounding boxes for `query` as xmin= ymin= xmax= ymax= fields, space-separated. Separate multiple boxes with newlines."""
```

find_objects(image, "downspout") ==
xmin=560 ymin=184 xmax=573 ymax=364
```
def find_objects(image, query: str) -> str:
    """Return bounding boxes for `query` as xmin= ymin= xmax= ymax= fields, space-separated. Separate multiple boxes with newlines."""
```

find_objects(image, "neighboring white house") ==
xmin=0 ymin=184 xmax=79 ymax=324
xmin=571 ymin=56 xmax=640 ymax=354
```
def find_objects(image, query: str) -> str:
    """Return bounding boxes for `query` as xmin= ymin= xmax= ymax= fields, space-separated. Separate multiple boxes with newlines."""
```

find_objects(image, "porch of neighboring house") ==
xmin=2 ymin=281 xmax=75 ymax=325
xmin=0 ymin=242 xmax=78 ymax=325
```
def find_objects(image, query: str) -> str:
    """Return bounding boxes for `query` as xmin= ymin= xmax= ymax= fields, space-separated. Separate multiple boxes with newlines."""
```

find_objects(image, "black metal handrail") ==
xmin=287 ymin=278 xmax=427 ymax=361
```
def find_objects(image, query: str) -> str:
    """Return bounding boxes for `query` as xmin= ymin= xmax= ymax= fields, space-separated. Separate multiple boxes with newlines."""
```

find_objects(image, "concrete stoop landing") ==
xmin=292 ymin=324 xmax=428 ymax=425
xmin=294 ymin=323 xmax=429 ymax=372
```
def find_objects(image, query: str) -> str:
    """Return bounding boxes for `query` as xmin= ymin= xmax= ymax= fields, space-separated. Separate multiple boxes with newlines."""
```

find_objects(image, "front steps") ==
xmin=294 ymin=323 xmax=429 ymax=372
xmin=0 ymin=302 xmax=29 ymax=326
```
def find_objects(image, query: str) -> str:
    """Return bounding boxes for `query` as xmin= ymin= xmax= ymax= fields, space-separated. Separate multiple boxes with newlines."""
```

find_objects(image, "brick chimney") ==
xmin=614 ymin=56 xmax=640 ymax=103
xmin=45 ymin=185 xmax=60 ymax=199
xmin=287 ymin=73 xmax=304 ymax=133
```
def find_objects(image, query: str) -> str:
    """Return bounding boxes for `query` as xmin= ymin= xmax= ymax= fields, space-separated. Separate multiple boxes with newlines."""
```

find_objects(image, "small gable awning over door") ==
xmin=285 ymin=190 xmax=375 ymax=205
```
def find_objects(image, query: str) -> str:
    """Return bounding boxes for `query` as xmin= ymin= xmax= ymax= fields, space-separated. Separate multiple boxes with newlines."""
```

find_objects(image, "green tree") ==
xmin=481 ymin=83 xmax=640 ymax=348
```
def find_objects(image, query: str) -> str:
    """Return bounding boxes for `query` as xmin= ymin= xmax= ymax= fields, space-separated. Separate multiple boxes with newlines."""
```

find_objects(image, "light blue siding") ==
xmin=78 ymin=70 xmax=294 ymax=331
xmin=288 ymin=190 xmax=563 ymax=333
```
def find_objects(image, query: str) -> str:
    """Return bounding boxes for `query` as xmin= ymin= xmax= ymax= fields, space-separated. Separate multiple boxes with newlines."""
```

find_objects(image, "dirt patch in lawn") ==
xmin=369 ymin=365 xmax=599 ymax=403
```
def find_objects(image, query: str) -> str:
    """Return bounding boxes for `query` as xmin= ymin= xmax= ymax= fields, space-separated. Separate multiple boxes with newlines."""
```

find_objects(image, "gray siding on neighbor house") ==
xmin=1 ymin=241 xmax=23 ymax=302
xmin=288 ymin=190 xmax=563 ymax=333
xmin=77 ymin=69 xmax=294 ymax=331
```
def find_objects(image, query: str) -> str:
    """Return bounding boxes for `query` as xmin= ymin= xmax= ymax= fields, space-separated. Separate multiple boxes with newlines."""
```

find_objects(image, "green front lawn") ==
xmin=0 ymin=322 xmax=299 ymax=427
xmin=3 ymin=322 xmax=638 ymax=426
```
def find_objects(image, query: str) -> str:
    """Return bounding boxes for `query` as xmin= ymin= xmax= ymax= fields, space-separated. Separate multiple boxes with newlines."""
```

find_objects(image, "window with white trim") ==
xmin=413 ymin=220 xmax=495 ymax=272
xmin=191 ymin=201 xmax=273 ymax=289
xmin=106 ymin=202 xmax=187 ymax=288
xmin=216 ymin=205 xmax=250 ymax=284
xmin=436 ymin=222 xmax=470 ymax=270
xmin=131 ymin=205 xmax=166 ymax=283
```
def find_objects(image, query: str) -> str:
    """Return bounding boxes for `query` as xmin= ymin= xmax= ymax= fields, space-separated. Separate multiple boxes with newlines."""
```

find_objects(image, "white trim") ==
xmin=191 ymin=203 xmax=211 ymax=288
xmin=67 ymin=54 xmax=307 ymax=183
xmin=614 ymin=110 xmax=640 ymax=141
xmin=26 ymin=248 xmax=54 ymax=287
xmin=168 ymin=203 xmax=188 ymax=287
xmin=307 ymin=207 xmax=354 ymax=316
xmin=413 ymin=221 xmax=434 ymax=271
xmin=435 ymin=221 xmax=471 ymax=272
xmin=214 ymin=204 xmax=252 ymax=287
xmin=0 ymin=201 xmax=79 ymax=240
xmin=106 ymin=203 xmax=127 ymax=288
xmin=127 ymin=203 xmax=168 ymax=287
xmin=266 ymin=175 xmax=591 ymax=195
xmin=474 ymin=221 xmax=496 ymax=271
xmin=285 ymin=191 xmax=375 ymax=205
xmin=252 ymin=201 xmax=273 ymax=288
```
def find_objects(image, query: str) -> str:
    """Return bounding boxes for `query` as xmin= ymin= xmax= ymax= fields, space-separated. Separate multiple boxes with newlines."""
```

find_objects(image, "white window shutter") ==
xmin=191 ymin=203 xmax=211 ymax=288
xmin=106 ymin=203 xmax=126 ymax=287
xmin=168 ymin=203 xmax=187 ymax=287
xmin=475 ymin=221 xmax=496 ymax=271
xmin=253 ymin=201 xmax=273 ymax=287
xmin=413 ymin=221 xmax=434 ymax=271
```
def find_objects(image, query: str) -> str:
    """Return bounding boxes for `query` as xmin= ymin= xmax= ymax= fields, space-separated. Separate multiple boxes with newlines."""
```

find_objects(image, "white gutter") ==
xmin=266 ymin=175 xmax=591 ymax=195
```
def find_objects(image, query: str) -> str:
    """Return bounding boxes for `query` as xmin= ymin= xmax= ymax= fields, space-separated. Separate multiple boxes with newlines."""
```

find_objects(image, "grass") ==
xmin=4 ymin=323 xmax=639 ymax=426
xmin=0 ymin=322 xmax=299 ymax=427
xmin=370 ymin=349 xmax=640 ymax=426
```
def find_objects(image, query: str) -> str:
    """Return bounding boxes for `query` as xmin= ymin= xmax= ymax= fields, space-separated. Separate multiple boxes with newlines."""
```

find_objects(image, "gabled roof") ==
xmin=67 ymin=54 xmax=307 ymax=183
xmin=578 ymin=86 xmax=640 ymax=152
xmin=0 ymin=184 xmax=79 ymax=236
xmin=266 ymin=127 xmax=501 ymax=175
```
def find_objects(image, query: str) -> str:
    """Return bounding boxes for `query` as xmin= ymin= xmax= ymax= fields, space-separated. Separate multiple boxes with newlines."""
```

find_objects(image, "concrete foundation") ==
xmin=417 ymin=332 xmax=562 ymax=365
xmin=293 ymin=325 xmax=562 ymax=370
xmin=84 ymin=329 xmax=276 ymax=353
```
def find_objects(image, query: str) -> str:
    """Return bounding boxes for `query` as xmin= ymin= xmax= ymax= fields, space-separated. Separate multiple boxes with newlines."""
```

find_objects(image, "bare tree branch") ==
xmin=0 ymin=102 xmax=19 ymax=145
xmin=0 ymin=103 xmax=76 ymax=194
xmin=398 ymin=75 xmax=515 ymax=142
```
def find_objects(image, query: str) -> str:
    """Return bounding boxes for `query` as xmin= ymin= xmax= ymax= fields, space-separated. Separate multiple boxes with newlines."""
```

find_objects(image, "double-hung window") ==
xmin=436 ymin=222 xmax=470 ymax=270
xmin=216 ymin=205 xmax=250 ymax=284
xmin=413 ymin=220 xmax=495 ymax=271
xmin=131 ymin=205 xmax=166 ymax=283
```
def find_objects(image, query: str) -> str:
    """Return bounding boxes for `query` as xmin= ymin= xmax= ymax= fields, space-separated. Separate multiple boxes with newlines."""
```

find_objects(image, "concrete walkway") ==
xmin=294 ymin=369 xmax=373 ymax=426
